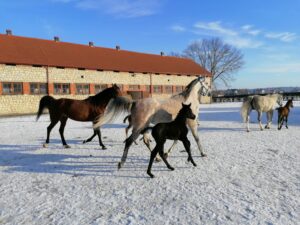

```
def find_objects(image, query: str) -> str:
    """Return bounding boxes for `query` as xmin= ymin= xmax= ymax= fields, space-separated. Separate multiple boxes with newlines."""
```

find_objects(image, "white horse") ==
xmin=241 ymin=94 xmax=283 ymax=132
xmin=93 ymin=77 xmax=211 ymax=168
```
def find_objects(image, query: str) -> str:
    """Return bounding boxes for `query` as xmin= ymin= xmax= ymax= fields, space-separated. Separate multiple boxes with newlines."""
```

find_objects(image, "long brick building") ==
xmin=0 ymin=30 xmax=211 ymax=116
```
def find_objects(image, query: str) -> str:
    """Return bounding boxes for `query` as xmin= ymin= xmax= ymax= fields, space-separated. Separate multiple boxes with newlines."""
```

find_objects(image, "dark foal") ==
xmin=276 ymin=99 xmax=294 ymax=130
xmin=36 ymin=84 xmax=121 ymax=149
xmin=146 ymin=103 xmax=197 ymax=178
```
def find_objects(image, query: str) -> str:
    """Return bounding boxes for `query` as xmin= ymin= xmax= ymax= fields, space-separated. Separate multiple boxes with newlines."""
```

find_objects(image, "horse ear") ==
xmin=188 ymin=103 xmax=191 ymax=107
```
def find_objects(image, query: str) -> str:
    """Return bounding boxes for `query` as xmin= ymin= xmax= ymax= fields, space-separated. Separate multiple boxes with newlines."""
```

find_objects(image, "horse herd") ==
xmin=36 ymin=77 xmax=294 ymax=178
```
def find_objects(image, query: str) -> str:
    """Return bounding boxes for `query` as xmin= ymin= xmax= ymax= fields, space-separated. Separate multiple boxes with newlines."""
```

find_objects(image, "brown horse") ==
xmin=276 ymin=99 xmax=294 ymax=130
xmin=36 ymin=84 xmax=122 ymax=149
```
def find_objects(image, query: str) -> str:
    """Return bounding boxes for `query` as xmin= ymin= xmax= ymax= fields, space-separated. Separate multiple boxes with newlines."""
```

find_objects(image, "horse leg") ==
xmin=188 ymin=120 xmax=206 ymax=157
xmin=265 ymin=111 xmax=273 ymax=129
xmin=158 ymin=144 xmax=174 ymax=171
xmin=246 ymin=109 xmax=251 ymax=132
xmin=95 ymin=128 xmax=107 ymax=149
xmin=59 ymin=117 xmax=70 ymax=148
xmin=147 ymin=145 xmax=160 ymax=178
xmin=257 ymin=111 xmax=263 ymax=131
xmin=285 ymin=117 xmax=289 ymax=129
xmin=164 ymin=140 xmax=178 ymax=159
xmin=278 ymin=116 xmax=284 ymax=130
xmin=181 ymin=138 xmax=197 ymax=167
xmin=82 ymin=130 xmax=97 ymax=144
xmin=44 ymin=119 xmax=59 ymax=147
xmin=118 ymin=131 xmax=140 ymax=169
xmin=142 ymin=132 xmax=161 ymax=162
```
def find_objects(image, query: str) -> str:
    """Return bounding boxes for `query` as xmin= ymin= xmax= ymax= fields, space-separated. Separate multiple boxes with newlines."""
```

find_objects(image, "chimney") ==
xmin=89 ymin=41 xmax=94 ymax=47
xmin=54 ymin=36 xmax=60 ymax=42
xmin=160 ymin=51 xmax=164 ymax=56
xmin=6 ymin=29 xmax=12 ymax=35
xmin=116 ymin=45 xmax=120 ymax=50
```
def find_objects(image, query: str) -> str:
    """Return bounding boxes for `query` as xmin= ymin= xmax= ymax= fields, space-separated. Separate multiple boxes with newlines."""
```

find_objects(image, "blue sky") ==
xmin=0 ymin=0 xmax=300 ymax=89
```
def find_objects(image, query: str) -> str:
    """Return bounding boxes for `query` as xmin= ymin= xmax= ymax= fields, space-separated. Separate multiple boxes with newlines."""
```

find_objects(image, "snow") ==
xmin=0 ymin=102 xmax=299 ymax=225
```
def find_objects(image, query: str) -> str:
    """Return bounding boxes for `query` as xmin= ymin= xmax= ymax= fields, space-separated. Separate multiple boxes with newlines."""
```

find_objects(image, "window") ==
xmin=164 ymin=85 xmax=173 ymax=94
xmin=30 ymin=83 xmax=47 ymax=95
xmin=128 ymin=85 xmax=139 ymax=91
xmin=95 ymin=84 xmax=108 ymax=93
xmin=175 ymin=86 xmax=184 ymax=93
xmin=54 ymin=83 xmax=70 ymax=94
xmin=2 ymin=82 xmax=23 ymax=95
xmin=145 ymin=85 xmax=150 ymax=92
xmin=153 ymin=85 xmax=162 ymax=93
xmin=76 ymin=84 xmax=90 ymax=95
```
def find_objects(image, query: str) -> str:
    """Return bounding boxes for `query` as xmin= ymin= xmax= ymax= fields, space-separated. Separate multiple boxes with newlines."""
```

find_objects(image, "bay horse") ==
xmin=36 ymin=84 xmax=121 ymax=149
xmin=145 ymin=103 xmax=197 ymax=178
xmin=93 ymin=77 xmax=211 ymax=169
xmin=241 ymin=94 xmax=283 ymax=132
xmin=276 ymin=99 xmax=294 ymax=130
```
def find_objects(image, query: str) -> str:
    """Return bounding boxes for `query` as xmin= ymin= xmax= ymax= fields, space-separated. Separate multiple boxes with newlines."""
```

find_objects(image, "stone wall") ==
xmin=0 ymin=64 xmax=211 ymax=116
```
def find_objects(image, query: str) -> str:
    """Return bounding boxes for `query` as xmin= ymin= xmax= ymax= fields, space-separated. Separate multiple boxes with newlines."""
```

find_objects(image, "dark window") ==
xmin=128 ymin=85 xmax=139 ymax=91
xmin=30 ymin=83 xmax=47 ymax=94
xmin=76 ymin=84 xmax=90 ymax=95
xmin=95 ymin=84 xmax=108 ymax=93
xmin=175 ymin=86 xmax=184 ymax=93
xmin=54 ymin=83 xmax=70 ymax=94
xmin=145 ymin=85 xmax=150 ymax=92
xmin=153 ymin=85 xmax=162 ymax=93
xmin=2 ymin=82 xmax=23 ymax=95
xmin=164 ymin=85 xmax=173 ymax=94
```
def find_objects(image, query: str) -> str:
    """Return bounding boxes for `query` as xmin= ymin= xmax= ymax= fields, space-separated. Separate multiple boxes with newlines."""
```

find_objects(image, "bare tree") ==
xmin=183 ymin=38 xmax=244 ymax=88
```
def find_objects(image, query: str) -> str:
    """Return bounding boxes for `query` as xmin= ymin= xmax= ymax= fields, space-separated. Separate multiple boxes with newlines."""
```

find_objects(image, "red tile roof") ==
xmin=0 ymin=34 xmax=211 ymax=76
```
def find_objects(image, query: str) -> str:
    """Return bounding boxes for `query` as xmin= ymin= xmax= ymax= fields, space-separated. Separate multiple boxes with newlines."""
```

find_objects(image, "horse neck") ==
xmin=174 ymin=111 xmax=188 ymax=124
xmin=88 ymin=92 xmax=115 ymax=105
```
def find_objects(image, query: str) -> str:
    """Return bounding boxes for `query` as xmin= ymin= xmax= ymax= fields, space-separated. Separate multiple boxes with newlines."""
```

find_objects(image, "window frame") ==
xmin=30 ymin=82 xmax=47 ymax=95
xmin=75 ymin=83 xmax=90 ymax=95
xmin=53 ymin=83 xmax=70 ymax=95
xmin=2 ymin=82 xmax=23 ymax=95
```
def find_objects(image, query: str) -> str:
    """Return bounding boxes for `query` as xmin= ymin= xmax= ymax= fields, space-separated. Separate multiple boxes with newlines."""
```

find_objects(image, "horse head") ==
xmin=276 ymin=94 xmax=283 ymax=107
xmin=180 ymin=103 xmax=196 ymax=120
xmin=197 ymin=76 xmax=211 ymax=97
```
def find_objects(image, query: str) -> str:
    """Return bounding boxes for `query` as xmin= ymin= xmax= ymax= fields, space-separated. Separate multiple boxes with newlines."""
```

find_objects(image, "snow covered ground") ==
xmin=0 ymin=102 xmax=299 ymax=225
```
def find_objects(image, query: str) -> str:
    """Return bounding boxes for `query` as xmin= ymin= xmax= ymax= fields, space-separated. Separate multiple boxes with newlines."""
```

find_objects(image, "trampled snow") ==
xmin=0 ymin=102 xmax=299 ymax=224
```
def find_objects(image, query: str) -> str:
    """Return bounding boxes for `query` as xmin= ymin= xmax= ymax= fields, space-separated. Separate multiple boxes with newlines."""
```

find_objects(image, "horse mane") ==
xmin=174 ymin=78 xmax=199 ymax=100
xmin=86 ymin=87 xmax=118 ymax=105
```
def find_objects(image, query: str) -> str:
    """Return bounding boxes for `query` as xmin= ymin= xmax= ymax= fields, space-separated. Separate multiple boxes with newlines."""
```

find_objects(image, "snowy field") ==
xmin=0 ymin=102 xmax=299 ymax=225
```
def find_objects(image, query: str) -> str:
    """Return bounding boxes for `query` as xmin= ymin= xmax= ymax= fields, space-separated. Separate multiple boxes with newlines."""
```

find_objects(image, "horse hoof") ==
xmin=118 ymin=162 xmax=122 ymax=170
xmin=155 ymin=157 xmax=161 ymax=162
xmin=82 ymin=140 xmax=86 ymax=144
xmin=147 ymin=172 xmax=154 ymax=178
xmin=43 ymin=143 xmax=48 ymax=148
xmin=102 ymin=146 xmax=107 ymax=150
xmin=200 ymin=153 xmax=207 ymax=157
xmin=192 ymin=163 xmax=197 ymax=167
xmin=163 ymin=153 xmax=169 ymax=159
xmin=169 ymin=167 xmax=175 ymax=171
xmin=64 ymin=145 xmax=71 ymax=148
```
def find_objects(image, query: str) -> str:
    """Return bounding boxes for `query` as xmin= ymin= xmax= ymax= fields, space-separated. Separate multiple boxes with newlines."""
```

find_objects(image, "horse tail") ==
xmin=241 ymin=96 xmax=253 ymax=122
xmin=93 ymin=96 xmax=133 ymax=129
xmin=36 ymin=95 xmax=55 ymax=121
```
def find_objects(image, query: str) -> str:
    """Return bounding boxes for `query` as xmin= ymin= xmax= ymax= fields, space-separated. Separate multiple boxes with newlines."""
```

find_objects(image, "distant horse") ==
xmin=93 ymin=77 xmax=211 ymax=169
xmin=241 ymin=94 xmax=283 ymax=132
xmin=36 ymin=84 xmax=122 ymax=148
xmin=276 ymin=99 xmax=294 ymax=130
xmin=145 ymin=103 xmax=197 ymax=178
